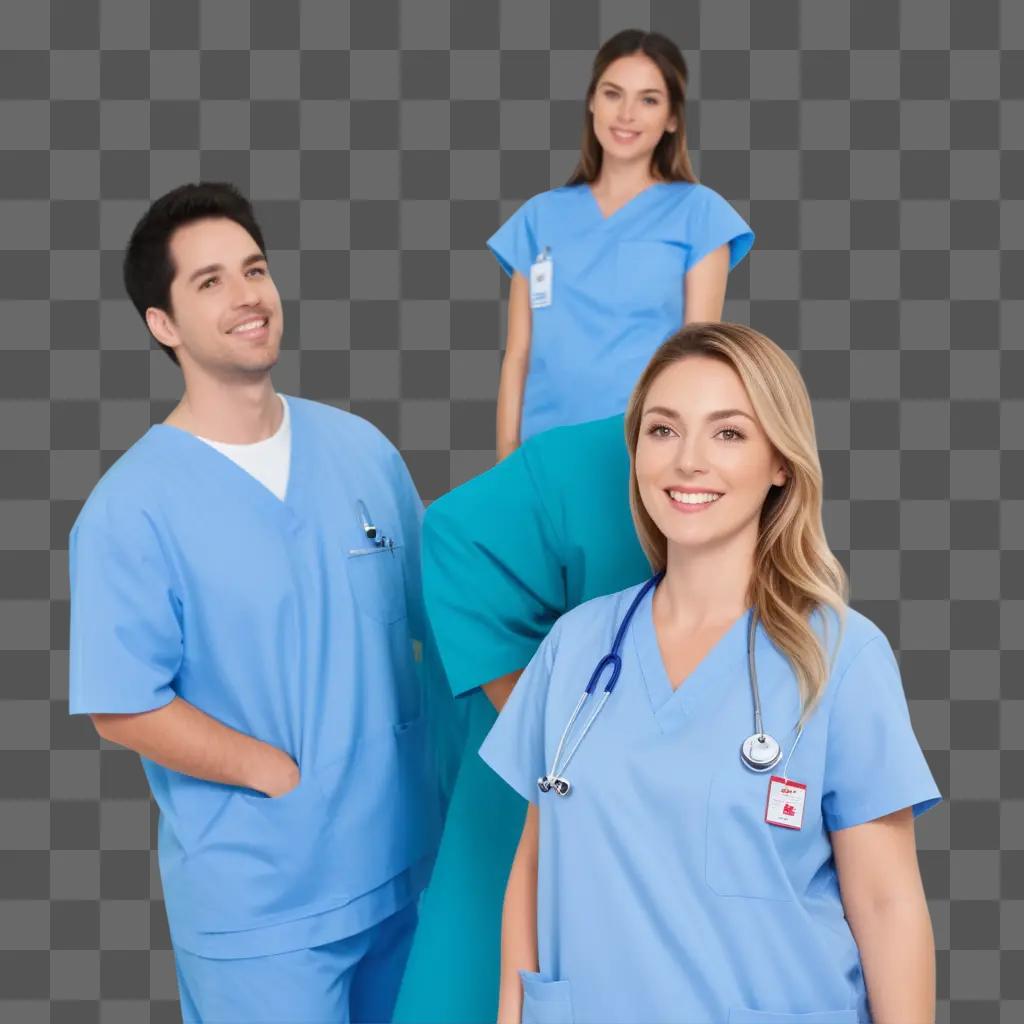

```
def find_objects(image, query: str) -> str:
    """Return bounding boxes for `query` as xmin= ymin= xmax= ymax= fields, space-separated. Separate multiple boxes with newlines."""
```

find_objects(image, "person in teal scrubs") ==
xmin=392 ymin=413 xmax=647 ymax=1022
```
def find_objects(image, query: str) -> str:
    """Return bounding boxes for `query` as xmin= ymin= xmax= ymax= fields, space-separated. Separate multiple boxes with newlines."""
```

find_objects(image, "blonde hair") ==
xmin=624 ymin=323 xmax=849 ymax=724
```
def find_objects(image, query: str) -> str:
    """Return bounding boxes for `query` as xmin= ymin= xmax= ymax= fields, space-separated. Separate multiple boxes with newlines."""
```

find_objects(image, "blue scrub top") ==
xmin=69 ymin=397 xmax=444 ymax=958
xmin=488 ymin=181 xmax=755 ymax=440
xmin=481 ymin=582 xmax=941 ymax=1024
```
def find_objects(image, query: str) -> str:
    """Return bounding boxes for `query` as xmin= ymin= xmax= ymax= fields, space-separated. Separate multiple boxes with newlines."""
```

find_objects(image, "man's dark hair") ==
xmin=123 ymin=182 xmax=267 ymax=365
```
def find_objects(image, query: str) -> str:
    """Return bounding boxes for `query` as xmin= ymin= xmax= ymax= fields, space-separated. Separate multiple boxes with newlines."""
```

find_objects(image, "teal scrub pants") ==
xmin=393 ymin=694 xmax=526 ymax=1023
xmin=175 ymin=900 xmax=418 ymax=1023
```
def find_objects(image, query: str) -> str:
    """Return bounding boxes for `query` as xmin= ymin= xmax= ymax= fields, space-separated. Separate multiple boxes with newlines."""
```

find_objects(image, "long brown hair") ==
xmin=567 ymin=29 xmax=697 ymax=186
xmin=624 ymin=323 xmax=849 ymax=724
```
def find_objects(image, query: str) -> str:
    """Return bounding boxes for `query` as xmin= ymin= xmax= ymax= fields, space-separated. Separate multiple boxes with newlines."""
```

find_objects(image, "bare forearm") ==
xmin=92 ymin=697 xmax=298 ymax=797
xmin=849 ymin=898 xmax=936 ymax=1024
xmin=497 ymin=804 xmax=540 ymax=1024
xmin=496 ymin=349 xmax=528 ymax=459
xmin=497 ymin=273 xmax=531 ymax=460
xmin=832 ymin=810 xmax=935 ymax=1023
xmin=682 ymin=244 xmax=729 ymax=323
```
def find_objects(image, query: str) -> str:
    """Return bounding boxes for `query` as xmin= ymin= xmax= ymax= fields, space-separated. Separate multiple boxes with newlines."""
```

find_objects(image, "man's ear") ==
xmin=145 ymin=307 xmax=180 ymax=355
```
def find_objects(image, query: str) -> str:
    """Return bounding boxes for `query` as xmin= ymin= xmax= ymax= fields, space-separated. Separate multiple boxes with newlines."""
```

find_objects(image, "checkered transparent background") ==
xmin=0 ymin=1 xmax=1021 ymax=1020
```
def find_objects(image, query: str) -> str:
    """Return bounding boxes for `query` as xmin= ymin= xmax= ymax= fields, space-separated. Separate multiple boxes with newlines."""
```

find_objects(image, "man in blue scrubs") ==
xmin=69 ymin=183 xmax=449 ymax=1023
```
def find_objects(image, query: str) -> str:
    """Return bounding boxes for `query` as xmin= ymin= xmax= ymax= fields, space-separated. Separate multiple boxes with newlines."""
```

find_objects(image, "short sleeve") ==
xmin=69 ymin=500 xmax=183 ymax=716
xmin=821 ymin=634 xmax=942 ymax=832
xmin=421 ymin=444 xmax=566 ymax=698
xmin=684 ymin=186 xmax=755 ymax=273
xmin=486 ymin=198 xmax=537 ymax=279
xmin=478 ymin=622 xmax=561 ymax=804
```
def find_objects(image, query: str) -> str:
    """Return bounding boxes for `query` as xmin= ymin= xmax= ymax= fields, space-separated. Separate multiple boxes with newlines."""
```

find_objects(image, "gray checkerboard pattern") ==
xmin=0 ymin=0 xmax=1019 ymax=1019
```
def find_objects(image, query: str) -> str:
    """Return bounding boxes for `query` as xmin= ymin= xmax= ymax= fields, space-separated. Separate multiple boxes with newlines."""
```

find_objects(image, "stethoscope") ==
xmin=538 ymin=573 xmax=783 ymax=797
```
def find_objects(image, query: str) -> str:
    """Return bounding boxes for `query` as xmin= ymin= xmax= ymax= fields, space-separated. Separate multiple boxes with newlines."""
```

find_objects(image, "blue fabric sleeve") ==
xmin=478 ymin=621 xmax=562 ymax=804
xmin=421 ymin=443 xmax=566 ymax=698
xmin=486 ymin=197 xmax=537 ymax=279
xmin=684 ymin=185 xmax=755 ymax=273
xmin=821 ymin=634 xmax=942 ymax=832
xmin=69 ymin=500 xmax=182 ymax=715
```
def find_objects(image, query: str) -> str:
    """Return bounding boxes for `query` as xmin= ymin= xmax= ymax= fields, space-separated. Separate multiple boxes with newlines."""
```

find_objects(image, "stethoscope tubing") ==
xmin=539 ymin=573 xmax=782 ymax=795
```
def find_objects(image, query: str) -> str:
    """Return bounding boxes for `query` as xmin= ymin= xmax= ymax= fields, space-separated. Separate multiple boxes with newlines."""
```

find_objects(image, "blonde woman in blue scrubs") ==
xmin=484 ymin=324 xmax=940 ymax=1024
xmin=491 ymin=29 xmax=754 ymax=458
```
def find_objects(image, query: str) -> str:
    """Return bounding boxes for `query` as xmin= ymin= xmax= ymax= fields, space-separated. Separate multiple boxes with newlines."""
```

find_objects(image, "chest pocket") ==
xmin=705 ymin=759 xmax=799 ymax=901
xmin=615 ymin=239 xmax=685 ymax=316
xmin=345 ymin=513 xmax=408 ymax=625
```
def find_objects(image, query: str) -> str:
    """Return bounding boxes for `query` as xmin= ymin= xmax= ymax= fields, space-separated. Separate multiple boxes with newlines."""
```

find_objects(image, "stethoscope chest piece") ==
xmin=740 ymin=732 xmax=782 ymax=772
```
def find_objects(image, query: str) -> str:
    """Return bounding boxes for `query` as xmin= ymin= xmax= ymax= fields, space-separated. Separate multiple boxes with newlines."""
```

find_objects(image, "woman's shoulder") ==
xmin=660 ymin=179 xmax=728 ymax=210
xmin=807 ymin=601 xmax=894 ymax=678
xmin=523 ymin=183 xmax=587 ymax=210
xmin=498 ymin=186 xmax=584 ymax=232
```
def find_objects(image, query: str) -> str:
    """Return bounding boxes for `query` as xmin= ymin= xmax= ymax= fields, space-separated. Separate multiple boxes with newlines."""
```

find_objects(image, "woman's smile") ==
xmin=665 ymin=488 xmax=724 ymax=513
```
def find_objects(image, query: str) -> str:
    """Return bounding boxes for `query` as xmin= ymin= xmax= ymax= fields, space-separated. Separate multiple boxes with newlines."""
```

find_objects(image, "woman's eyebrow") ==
xmin=706 ymin=408 xmax=755 ymax=423
xmin=599 ymin=79 xmax=665 ymax=95
xmin=643 ymin=406 xmax=754 ymax=423
xmin=644 ymin=405 xmax=680 ymax=419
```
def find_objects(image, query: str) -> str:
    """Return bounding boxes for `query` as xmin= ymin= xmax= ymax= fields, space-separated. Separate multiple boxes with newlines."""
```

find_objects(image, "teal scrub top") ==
xmin=487 ymin=182 xmax=754 ymax=440
xmin=69 ymin=398 xmax=449 ymax=958
xmin=393 ymin=414 xmax=649 ymax=1022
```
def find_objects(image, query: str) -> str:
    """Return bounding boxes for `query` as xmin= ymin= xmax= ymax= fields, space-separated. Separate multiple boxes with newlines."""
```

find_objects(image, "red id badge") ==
xmin=765 ymin=775 xmax=807 ymax=830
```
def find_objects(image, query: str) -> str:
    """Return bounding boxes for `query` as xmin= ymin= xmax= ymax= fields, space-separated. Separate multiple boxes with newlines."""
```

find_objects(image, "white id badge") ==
xmin=529 ymin=249 xmax=553 ymax=308
xmin=764 ymin=775 xmax=806 ymax=830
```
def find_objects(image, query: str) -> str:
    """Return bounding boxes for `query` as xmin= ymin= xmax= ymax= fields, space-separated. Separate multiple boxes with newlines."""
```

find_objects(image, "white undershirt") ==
xmin=197 ymin=394 xmax=292 ymax=500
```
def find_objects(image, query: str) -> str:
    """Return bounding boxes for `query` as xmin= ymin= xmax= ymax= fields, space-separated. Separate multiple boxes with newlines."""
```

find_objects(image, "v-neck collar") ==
xmin=149 ymin=393 xmax=303 ymax=509
xmin=632 ymin=581 xmax=752 ymax=733
xmin=584 ymin=180 xmax=666 ymax=223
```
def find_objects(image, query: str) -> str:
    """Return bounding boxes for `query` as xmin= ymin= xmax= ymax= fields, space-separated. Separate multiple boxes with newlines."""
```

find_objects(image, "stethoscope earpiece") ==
xmin=536 ymin=775 xmax=572 ymax=797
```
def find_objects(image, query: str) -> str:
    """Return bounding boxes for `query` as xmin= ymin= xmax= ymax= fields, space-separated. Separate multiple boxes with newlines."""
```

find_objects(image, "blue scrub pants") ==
xmin=174 ymin=900 xmax=418 ymax=1023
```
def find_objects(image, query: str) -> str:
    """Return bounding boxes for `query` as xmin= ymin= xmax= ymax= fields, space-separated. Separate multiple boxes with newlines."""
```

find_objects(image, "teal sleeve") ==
xmin=422 ymin=446 xmax=566 ymax=698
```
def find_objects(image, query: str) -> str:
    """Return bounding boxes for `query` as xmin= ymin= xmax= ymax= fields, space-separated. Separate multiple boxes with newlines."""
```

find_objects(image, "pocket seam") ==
xmin=727 ymin=1009 xmax=859 ymax=1023
xmin=704 ymin=766 xmax=796 ymax=902
xmin=519 ymin=971 xmax=575 ymax=1023
xmin=345 ymin=542 xmax=408 ymax=625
